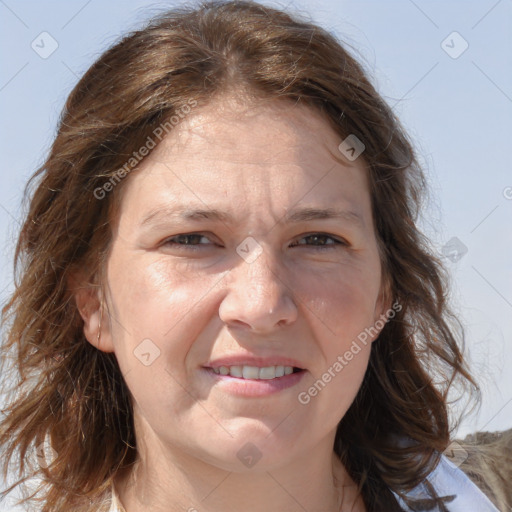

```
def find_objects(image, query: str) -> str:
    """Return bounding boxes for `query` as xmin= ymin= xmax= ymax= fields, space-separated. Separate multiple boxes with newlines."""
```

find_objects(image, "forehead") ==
xmin=155 ymin=97 xmax=346 ymax=166
xmin=114 ymin=97 xmax=371 ymax=227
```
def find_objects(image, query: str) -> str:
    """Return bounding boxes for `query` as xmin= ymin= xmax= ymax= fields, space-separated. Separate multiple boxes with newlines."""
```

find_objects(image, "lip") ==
xmin=204 ymin=356 xmax=305 ymax=370
xmin=202 ymin=366 xmax=306 ymax=397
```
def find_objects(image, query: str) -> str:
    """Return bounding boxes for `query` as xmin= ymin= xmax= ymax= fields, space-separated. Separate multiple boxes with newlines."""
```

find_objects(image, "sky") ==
xmin=0 ymin=0 xmax=511 ymax=509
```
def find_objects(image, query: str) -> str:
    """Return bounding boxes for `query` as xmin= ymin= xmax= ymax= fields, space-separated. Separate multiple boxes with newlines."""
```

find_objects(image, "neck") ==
xmin=114 ymin=440 xmax=364 ymax=512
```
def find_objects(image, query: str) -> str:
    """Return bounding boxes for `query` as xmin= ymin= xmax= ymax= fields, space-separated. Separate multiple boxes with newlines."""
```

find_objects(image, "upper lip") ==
xmin=204 ymin=356 xmax=305 ymax=370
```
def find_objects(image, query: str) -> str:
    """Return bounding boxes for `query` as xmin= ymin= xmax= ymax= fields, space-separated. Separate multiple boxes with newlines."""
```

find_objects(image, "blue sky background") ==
xmin=1 ymin=0 xmax=511 ymax=508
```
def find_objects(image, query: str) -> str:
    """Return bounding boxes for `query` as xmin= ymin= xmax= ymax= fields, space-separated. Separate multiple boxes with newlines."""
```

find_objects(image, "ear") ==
xmin=371 ymin=276 xmax=395 ymax=342
xmin=69 ymin=272 xmax=115 ymax=353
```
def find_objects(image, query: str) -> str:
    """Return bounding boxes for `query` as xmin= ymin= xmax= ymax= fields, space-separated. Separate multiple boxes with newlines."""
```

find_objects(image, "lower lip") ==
xmin=203 ymin=368 xmax=306 ymax=397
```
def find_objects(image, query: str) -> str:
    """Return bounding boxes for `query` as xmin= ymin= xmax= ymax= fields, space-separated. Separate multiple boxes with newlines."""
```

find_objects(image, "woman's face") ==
xmin=86 ymin=97 xmax=389 ymax=471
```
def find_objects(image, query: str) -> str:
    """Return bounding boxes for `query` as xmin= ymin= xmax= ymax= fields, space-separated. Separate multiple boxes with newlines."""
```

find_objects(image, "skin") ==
xmin=76 ymin=94 xmax=391 ymax=512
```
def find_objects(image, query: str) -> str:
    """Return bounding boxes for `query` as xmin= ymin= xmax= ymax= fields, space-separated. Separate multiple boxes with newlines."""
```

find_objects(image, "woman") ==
xmin=0 ymin=1 xmax=500 ymax=511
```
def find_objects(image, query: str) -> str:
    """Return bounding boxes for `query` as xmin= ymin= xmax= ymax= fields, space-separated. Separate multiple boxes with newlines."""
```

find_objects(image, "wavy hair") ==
xmin=0 ymin=1 xmax=479 ymax=510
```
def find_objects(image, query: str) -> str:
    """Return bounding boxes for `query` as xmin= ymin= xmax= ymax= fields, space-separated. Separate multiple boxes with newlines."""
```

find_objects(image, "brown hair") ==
xmin=0 ymin=1 xmax=479 ymax=510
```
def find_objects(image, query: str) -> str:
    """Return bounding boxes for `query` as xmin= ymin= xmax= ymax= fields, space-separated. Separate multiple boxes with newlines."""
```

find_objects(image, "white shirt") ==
xmin=393 ymin=454 xmax=499 ymax=511
xmin=108 ymin=455 xmax=499 ymax=512
xmin=109 ymin=484 xmax=125 ymax=512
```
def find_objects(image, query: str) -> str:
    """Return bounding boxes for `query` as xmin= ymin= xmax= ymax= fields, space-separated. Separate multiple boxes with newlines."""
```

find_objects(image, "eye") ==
xmin=161 ymin=232 xmax=348 ymax=252
xmin=290 ymin=233 xmax=348 ymax=249
xmin=162 ymin=233 xmax=217 ymax=249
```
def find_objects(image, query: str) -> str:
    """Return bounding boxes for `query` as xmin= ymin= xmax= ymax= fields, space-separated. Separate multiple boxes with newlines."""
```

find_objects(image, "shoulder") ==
xmin=393 ymin=454 xmax=500 ymax=511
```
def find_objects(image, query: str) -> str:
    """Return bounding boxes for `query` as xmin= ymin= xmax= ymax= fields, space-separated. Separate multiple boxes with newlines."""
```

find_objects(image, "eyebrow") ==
xmin=140 ymin=206 xmax=364 ymax=228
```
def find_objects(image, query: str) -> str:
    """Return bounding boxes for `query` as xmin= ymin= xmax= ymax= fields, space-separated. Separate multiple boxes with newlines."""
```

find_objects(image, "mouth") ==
xmin=207 ymin=365 xmax=305 ymax=380
xmin=202 ymin=363 xmax=306 ymax=397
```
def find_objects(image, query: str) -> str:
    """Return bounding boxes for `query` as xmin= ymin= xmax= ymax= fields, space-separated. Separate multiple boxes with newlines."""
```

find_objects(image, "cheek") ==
xmin=296 ymin=273 xmax=375 ymax=420
xmin=105 ymin=256 xmax=216 ymax=418
xmin=106 ymin=252 xmax=223 ymax=360
xmin=300 ymin=263 xmax=381 ymax=344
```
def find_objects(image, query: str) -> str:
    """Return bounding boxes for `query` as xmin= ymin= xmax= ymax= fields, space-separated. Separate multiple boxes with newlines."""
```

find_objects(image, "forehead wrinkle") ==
xmin=139 ymin=204 xmax=365 ymax=230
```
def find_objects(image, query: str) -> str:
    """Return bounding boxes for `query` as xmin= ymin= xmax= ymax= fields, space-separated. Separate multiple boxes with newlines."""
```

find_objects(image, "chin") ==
xmin=194 ymin=434 xmax=298 ymax=473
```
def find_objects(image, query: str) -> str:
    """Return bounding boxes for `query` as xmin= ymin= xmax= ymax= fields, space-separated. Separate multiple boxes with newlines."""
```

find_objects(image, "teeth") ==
xmin=212 ymin=365 xmax=298 ymax=379
xmin=229 ymin=365 xmax=243 ymax=378
xmin=242 ymin=366 xmax=260 ymax=379
xmin=258 ymin=366 xmax=277 ymax=379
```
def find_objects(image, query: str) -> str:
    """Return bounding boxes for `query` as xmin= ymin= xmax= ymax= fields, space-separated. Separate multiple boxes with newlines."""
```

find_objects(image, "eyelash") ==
xmin=162 ymin=233 xmax=348 ymax=251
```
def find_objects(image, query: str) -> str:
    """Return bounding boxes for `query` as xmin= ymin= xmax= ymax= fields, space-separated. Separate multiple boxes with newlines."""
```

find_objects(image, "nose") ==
xmin=218 ymin=245 xmax=298 ymax=333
